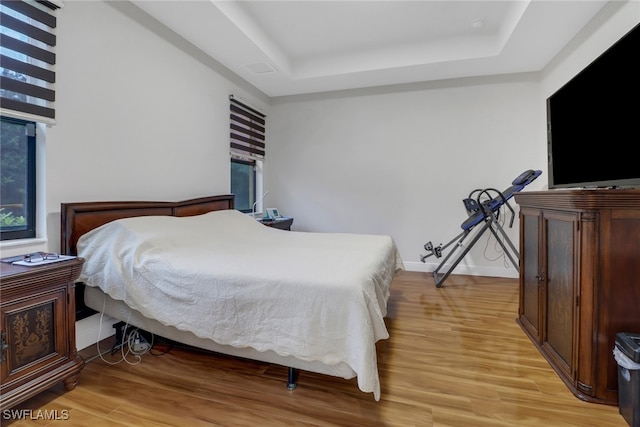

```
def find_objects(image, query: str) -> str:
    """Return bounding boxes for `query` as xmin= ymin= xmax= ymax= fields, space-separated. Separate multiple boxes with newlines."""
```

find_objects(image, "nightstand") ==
xmin=258 ymin=216 xmax=294 ymax=231
xmin=0 ymin=257 xmax=85 ymax=410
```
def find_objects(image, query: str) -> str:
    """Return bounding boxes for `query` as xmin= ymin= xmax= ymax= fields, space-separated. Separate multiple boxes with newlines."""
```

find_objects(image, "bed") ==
xmin=60 ymin=195 xmax=403 ymax=400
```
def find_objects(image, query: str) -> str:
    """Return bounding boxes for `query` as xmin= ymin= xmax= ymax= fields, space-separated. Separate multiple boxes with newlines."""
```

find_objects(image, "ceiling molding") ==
xmin=130 ymin=0 xmax=610 ymax=97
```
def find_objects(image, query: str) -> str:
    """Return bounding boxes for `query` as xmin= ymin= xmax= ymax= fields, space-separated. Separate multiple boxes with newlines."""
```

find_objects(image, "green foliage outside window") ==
xmin=1 ymin=116 xmax=34 ymax=238
xmin=0 ymin=208 xmax=26 ymax=227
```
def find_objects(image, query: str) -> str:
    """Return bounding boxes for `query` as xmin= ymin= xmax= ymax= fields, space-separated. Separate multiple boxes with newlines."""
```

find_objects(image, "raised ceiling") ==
xmin=130 ymin=0 xmax=610 ymax=97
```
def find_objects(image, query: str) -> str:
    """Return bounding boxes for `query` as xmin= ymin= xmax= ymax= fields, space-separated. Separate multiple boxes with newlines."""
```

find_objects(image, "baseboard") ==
xmin=403 ymin=260 xmax=518 ymax=279
xmin=75 ymin=312 xmax=116 ymax=350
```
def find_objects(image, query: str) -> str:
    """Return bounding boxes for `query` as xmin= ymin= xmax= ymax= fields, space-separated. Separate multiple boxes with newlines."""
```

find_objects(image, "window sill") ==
xmin=0 ymin=237 xmax=48 ymax=253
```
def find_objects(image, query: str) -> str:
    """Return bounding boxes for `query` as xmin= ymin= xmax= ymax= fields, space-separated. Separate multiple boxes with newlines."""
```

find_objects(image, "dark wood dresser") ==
xmin=0 ymin=257 xmax=85 ymax=409
xmin=514 ymin=189 xmax=640 ymax=405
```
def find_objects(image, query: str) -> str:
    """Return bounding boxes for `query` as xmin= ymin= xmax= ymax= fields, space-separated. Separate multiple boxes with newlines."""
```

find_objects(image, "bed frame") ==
xmin=61 ymin=194 xmax=235 ymax=256
xmin=60 ymin=194 xmax=355 ymax=391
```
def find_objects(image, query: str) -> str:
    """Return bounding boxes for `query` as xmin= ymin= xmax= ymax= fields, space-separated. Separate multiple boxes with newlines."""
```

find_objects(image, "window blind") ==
xmin=0 ymin=0 xmax=59 ymax=124
xmin=230 ymin=96 xmax=266 ymax=161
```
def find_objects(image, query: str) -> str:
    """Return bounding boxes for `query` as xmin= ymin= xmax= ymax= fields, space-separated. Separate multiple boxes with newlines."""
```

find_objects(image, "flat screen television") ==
xmin=547 ymin=23 xmax=639 ymax=189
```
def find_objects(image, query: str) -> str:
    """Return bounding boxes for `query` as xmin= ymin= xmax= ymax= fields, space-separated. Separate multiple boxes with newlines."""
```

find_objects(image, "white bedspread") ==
xmin=77 ymin=209 xmax=403 ymax=400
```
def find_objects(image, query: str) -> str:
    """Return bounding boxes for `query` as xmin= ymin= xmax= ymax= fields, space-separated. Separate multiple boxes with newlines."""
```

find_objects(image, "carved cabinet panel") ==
xmin=518 ymin=208 xmax=579 ymax=389
xmin=2 ymin=289 xmax=66 ymax=382
xmin=518 ymin=208 xmax=541 ymax=342
xmin=0 ymin=258 xmax=85 ymax=410
xmin=541 ymin=211 xmax=578 ymax=383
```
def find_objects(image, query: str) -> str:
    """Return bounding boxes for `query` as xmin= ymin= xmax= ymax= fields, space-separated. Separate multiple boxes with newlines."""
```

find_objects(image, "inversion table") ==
xmin=420 ymin=169 xmax=542 ymax=287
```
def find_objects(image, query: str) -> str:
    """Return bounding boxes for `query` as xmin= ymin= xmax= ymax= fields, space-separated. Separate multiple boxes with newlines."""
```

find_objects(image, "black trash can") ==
xmin=615 ymin=332 xmax=640 ymax=427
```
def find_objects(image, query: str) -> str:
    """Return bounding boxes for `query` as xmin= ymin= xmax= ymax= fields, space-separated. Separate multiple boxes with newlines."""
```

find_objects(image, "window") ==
xmin=231 ymin=158 xmax=256 ymax=212
xmin=1 ymin=116 xmax=36 ymax=240
xmin=1 ymin=0 xmax=59 ymax=241
xmin=229 ymin=96 xmax=266 ymax=214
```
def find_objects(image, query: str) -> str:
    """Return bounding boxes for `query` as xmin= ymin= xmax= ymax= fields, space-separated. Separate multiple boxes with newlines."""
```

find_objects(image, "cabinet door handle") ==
xmin=535 ymin=270 xmax=545 ymax=282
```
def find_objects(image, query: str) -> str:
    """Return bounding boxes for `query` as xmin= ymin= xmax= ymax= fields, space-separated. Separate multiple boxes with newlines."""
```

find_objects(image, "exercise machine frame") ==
xmin=420 ymin=170 xmax=542 ymax=287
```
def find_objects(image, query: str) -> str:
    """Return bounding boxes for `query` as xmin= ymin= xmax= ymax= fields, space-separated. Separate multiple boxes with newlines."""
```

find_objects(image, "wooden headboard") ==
xmin=60 ymin=194 xmax=235 ymax=255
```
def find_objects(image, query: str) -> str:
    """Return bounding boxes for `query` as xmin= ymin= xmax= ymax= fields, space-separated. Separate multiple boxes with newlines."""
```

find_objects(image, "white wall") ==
xmin=267 ymin=75 xmax=546 ymax=277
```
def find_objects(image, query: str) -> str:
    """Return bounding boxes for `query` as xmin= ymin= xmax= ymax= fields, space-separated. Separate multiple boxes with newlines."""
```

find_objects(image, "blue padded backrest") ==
xmin=484 ymin=184 xmax=524 ymax=211
xmin=461 ymin=210 xmax=487 ymax=231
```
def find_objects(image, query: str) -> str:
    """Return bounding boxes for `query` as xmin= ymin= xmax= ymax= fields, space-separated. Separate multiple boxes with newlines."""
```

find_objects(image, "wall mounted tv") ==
xmin=547 ymin=23 xmax=639 ymax=189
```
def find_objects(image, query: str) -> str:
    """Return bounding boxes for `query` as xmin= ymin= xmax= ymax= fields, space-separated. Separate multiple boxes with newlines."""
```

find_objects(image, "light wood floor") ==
xmin=3 ymin=271 xmax=628 ymax=426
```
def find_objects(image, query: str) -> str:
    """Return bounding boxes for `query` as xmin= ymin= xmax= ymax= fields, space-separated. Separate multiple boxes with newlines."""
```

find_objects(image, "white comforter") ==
xmin=77 ymin=209 xmax=403 ymax=400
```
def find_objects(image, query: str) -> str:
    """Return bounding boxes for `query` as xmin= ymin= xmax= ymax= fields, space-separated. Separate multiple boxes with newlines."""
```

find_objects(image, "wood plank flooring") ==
xmin=2 ymin=271 xmax=628 ymax=426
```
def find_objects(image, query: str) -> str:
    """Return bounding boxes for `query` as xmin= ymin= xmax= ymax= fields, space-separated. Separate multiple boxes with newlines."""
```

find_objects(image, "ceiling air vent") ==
xmin=245 ymin=62 xmax=276 ymax=74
